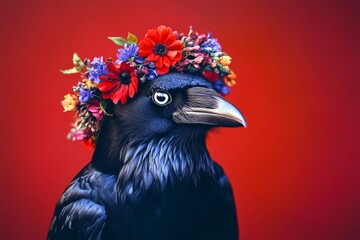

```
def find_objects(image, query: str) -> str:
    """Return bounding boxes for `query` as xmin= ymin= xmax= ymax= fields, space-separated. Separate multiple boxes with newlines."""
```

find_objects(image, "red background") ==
xmin=1 ymin=0 xmax=359 ymax=239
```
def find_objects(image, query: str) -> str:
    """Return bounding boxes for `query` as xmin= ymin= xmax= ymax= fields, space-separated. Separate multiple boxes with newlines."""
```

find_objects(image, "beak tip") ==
xmin=218 ymin=98 xmax=246 ymax=128
xmin=233 ymin=112 xmax=246 ymax=128
xmin=240 ymin=113 xmax=247 ymax=128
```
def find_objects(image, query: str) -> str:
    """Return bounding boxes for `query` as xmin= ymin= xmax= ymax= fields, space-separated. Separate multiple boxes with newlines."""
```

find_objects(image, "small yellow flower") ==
xmin=224 ymin=71 xmax=237 ymax=87
xmin=61 ymin=94 xmax=78 ymax=112
xmin=219 ymin=56 xmax=232 ymax=66
xmin=83 ymin=78 xmax=97 ymax=89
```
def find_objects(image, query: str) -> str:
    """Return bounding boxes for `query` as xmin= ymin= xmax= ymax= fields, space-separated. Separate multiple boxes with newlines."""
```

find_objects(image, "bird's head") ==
xmin=92 ymin=73 xmax=245 ymax=172
xmin=110 ymin=73 xmax=246 ymax=140
xmin=92 ymin=72 xmax=246 ymax=174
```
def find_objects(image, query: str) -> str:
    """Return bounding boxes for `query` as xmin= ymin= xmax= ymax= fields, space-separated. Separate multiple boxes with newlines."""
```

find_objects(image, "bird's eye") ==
xmin=152 ymin=90 xmax=172 ymax=106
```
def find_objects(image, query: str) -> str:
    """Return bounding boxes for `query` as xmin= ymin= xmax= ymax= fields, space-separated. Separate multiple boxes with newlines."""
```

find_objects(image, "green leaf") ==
xmin=100 ymin=100 xmax=113 ymax=116
xmin=60 ymin=67 xmax=80 ymax=74
xmin=127 ymin=33 xmax=138 ymax=44
xmin=219 ymin=65 xmax=230 ymax=73
xmin=72 ymin=53 xmax=81 ymax=65
xmin=60 ymin=53 xmax=85 ymax=74
xmin=73 ymin=53 xmax=85 ymax=70
xmin=108 ymin=36 xmax=126 ymax=46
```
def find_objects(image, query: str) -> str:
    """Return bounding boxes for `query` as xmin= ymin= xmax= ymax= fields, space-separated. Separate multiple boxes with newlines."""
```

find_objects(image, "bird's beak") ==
xmin=172 ymin=87 xmax=246 ymax=127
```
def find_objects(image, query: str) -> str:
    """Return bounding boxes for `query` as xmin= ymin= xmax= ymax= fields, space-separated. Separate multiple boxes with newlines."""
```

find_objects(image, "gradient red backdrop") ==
xmin=1 ymin=0 xmax=359 ymax=239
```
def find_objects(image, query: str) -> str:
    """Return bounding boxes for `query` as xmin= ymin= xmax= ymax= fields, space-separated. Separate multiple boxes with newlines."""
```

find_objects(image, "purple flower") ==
xmin=200 ymin=33 xmax=222 ymax=53
xmin=213 ymin=80 xmax=230 ymax=95
xmin=79 ymin=87 xmax=93 ymax=103
xmin=88 ymin=57 xmax=107 ymax=83
xmin=116 ymin=44 xmax=139 ymax=64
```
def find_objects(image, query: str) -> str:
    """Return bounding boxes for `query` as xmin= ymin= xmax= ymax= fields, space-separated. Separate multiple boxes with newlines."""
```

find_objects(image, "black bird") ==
xmin=48 ymin=73 xmax=246 ymax=240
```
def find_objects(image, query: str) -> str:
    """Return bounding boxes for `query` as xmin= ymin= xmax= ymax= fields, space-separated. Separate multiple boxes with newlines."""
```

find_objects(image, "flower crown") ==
xmin=61 ymin=25 xmax=237 ymax=149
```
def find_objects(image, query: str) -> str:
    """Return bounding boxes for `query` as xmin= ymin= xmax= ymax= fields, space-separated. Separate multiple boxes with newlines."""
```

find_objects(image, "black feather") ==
xmin=48 ymin=73 xmax=239 ymax=240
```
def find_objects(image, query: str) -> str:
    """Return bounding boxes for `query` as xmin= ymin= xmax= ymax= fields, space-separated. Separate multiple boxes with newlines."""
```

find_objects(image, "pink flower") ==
xmin=74 ymin=130 xmax=85 ymax=141
xmin=88 ymin=100 xmax=104 ymax=120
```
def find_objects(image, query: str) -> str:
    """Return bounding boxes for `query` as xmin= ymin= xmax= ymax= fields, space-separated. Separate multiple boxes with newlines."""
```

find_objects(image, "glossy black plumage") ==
xmin=48 ymin=73 xmax=242 ymax=240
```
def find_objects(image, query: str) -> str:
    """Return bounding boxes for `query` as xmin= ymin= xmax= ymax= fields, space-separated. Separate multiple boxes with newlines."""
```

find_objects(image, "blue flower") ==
xmin=79 ymin=87 xmax=93 ymax=103
xmin=146 ymin=68 xmax=158 ymax=80
xmin=135 ymin=56 xmax=145 ymax=64
xmin=116 ymin=44 xmax=139 ymax=64
xmin=200 ymin=33 xmax=222 ymax=53
xmin=213 ymin=80 xmax=230 ymax=95
xmin=88 ymin=57 xmax=107 ymax=83
xmin=145 ymin=62 xmax=158 ymax=80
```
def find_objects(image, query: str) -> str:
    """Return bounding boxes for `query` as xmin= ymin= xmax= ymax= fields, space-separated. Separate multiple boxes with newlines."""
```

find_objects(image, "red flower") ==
xmin=98 ymin=62 xmax=138 ymax=104
xmin=202 ymin=70 xmax=220 ymax=82
xmin=138 ymin=25 xmax=183 ymax=75
xmin=83 ymin=138 xmax=95 ymax=150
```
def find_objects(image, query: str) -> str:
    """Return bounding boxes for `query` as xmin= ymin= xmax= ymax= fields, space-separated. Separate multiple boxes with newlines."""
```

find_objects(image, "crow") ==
xmin=48 ymin=72 xmax=246 ymax=240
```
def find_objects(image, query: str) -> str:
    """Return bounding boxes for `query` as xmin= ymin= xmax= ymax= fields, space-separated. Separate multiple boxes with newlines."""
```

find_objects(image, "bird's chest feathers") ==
xmin=116 ymin=138 xmax=215 ymax=204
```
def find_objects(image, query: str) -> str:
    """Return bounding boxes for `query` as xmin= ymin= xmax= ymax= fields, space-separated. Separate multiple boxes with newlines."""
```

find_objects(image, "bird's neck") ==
xmin=92 ymin=122 xmax=215 ymax=200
